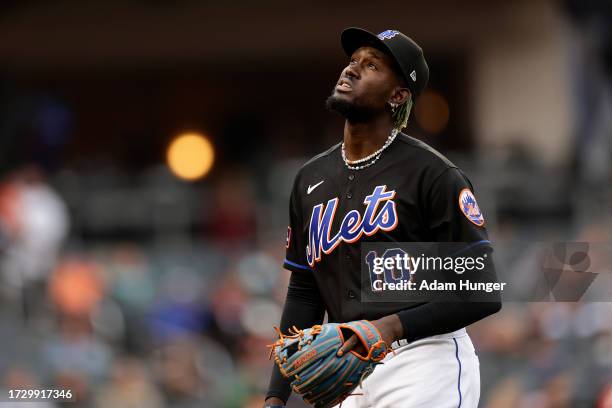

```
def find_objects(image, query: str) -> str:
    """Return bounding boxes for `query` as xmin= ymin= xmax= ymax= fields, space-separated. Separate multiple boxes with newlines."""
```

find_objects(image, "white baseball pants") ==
xmin=334 ymin=328 xmax=480 ymax=408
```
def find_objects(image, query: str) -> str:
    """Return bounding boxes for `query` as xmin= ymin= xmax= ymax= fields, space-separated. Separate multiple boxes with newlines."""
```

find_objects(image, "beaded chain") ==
xmin=341 ymin=129 xmax=399 ymax=170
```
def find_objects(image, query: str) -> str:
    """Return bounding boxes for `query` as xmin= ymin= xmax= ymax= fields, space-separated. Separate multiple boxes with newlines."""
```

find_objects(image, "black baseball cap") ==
xmin=340 ymin=27 xmax=429 ymax=101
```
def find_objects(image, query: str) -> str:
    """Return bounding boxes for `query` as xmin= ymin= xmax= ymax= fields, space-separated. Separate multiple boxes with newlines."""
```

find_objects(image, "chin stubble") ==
xmin=325 ymin=91 xmax=376 ymax=123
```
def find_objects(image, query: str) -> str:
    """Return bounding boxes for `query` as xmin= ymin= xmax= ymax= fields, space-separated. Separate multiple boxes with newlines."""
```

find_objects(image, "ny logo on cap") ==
xmin=410 ymin=70 xmax=417 ymax=81
xmin=377 ymin=30 xmax=399 ymax=40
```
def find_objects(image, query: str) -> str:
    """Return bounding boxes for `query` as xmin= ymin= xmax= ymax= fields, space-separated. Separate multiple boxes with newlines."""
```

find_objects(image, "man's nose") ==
xmin=344 ymin=64 xmax=359 ymax=79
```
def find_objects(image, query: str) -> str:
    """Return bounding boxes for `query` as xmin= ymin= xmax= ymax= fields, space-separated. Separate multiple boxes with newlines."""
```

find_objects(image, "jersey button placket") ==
xmin=346 ymin=173 xmax=354 ymax=199
xmin=343 ymin=173 xmax=357 ymax=303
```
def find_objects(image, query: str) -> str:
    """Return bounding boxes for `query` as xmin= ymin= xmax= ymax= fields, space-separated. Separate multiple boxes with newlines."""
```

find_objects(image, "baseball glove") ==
xmin=269 ymin=320 xmax=389 ymax=408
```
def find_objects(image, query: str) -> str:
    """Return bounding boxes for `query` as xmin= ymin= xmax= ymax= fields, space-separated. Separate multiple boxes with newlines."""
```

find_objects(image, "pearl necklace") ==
xmin=341 ymin=129 xmax=399 ymax=170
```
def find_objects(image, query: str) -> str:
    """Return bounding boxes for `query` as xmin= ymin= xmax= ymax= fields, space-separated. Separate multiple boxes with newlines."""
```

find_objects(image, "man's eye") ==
xmin=368 ymin=63 xmax=377 ymax=70
xmin=349 ymin=59 xmax=357 ymax=65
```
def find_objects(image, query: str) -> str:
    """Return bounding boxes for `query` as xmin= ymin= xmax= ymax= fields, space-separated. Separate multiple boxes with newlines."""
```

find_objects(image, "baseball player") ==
xmin=264 ymin=27 xmax=501 ymax=408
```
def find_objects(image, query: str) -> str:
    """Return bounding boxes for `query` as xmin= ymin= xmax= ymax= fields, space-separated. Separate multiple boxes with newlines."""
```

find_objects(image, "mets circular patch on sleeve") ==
xmin=458 ymin=188 xmax=485 ymax=226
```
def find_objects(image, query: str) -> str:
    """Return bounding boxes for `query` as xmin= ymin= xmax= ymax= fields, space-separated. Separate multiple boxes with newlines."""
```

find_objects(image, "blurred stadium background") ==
xmin=0 ymin=1 xmax=611 ymax=407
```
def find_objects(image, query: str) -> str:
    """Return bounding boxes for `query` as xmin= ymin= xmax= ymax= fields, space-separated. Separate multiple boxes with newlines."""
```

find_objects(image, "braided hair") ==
xmin=391 ymin=97 xmax=413 ymax=131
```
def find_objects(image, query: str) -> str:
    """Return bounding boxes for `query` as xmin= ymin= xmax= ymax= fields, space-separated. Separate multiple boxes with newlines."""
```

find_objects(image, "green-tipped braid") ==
xmin=392 ymin=97 xmax=413 ymax=131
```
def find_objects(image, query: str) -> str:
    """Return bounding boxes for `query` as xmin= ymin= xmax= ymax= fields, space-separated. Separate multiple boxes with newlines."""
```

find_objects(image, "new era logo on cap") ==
xmin=410 ymin=70 xmax=417 ymax=82
xmin=377 ymin=30 xmax=400 ymax=40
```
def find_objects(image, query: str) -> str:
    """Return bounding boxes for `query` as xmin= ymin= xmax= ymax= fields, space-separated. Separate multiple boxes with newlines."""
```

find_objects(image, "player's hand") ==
xmin=337 ymin=315 xmax=403 ymax=356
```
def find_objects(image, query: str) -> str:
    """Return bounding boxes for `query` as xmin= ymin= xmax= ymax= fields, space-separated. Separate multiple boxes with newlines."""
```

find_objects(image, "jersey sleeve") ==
xmin=426 ymin=167 xmax=490 ymax=243
xmin=283 ymin=177 xmax=312 ymax=273
xmin=395 ymin=166 xmax=501 ymax=341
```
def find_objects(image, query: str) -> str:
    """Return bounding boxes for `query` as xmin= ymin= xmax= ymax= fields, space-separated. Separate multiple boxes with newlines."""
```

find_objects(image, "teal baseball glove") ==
xmin=269 ymin=320 xmax=389 ymax=408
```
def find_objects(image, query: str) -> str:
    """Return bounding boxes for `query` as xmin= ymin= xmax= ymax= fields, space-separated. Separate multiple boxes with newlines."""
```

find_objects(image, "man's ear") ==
xmin=389 ymin=88 xmax=411 ymax=106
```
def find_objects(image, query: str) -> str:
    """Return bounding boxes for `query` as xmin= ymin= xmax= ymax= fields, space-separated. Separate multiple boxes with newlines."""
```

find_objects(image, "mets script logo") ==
xmin=459 ymin=188 xmax=484 ymax=226
xmin=306 ymin=185 xmax=398 ymax=267
xmin=378 ymin=30 xmax=400 ymax=40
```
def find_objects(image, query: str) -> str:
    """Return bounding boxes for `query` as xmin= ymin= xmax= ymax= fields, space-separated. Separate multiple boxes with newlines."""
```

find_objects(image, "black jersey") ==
xmin=283 ymin=132 xmax=491 ymax=323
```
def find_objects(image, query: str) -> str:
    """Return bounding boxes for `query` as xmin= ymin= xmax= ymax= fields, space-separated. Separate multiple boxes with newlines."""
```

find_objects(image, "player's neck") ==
xmin=343 ymin=117 xmax=395 ymax=162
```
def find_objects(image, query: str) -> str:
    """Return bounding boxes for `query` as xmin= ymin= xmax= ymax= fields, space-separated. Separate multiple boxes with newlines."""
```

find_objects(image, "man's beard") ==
xmin=325 ymin=92 xmax=377 ymax=123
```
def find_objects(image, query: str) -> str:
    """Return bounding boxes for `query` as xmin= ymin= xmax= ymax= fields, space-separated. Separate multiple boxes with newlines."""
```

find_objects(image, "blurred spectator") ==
xmin=0 ymin=165 xmax=69 ymax=320
xmin=147 ymin=264 xmax=212 ymax=344
xmin=2 ymin=166 xmax=69 ymax=282
xmin=210 ymin=272 xmax=247 ymax=344
xmin=153 ymin=336 xmax=204 ymax=407
xmin=94 ymin=357 xmax=164 ymax=408
xmin=44 ymin=318 xmax=113 ymax=382
xmin=108 ymin=243 xmax=155 ymax=312
xmin=208 ymin=170 xmax=257 ymax=246
xmin=564 ymin=0 xmax=612 ymax=185
xmin=48 ymin=255 xmax=105 ymax=318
